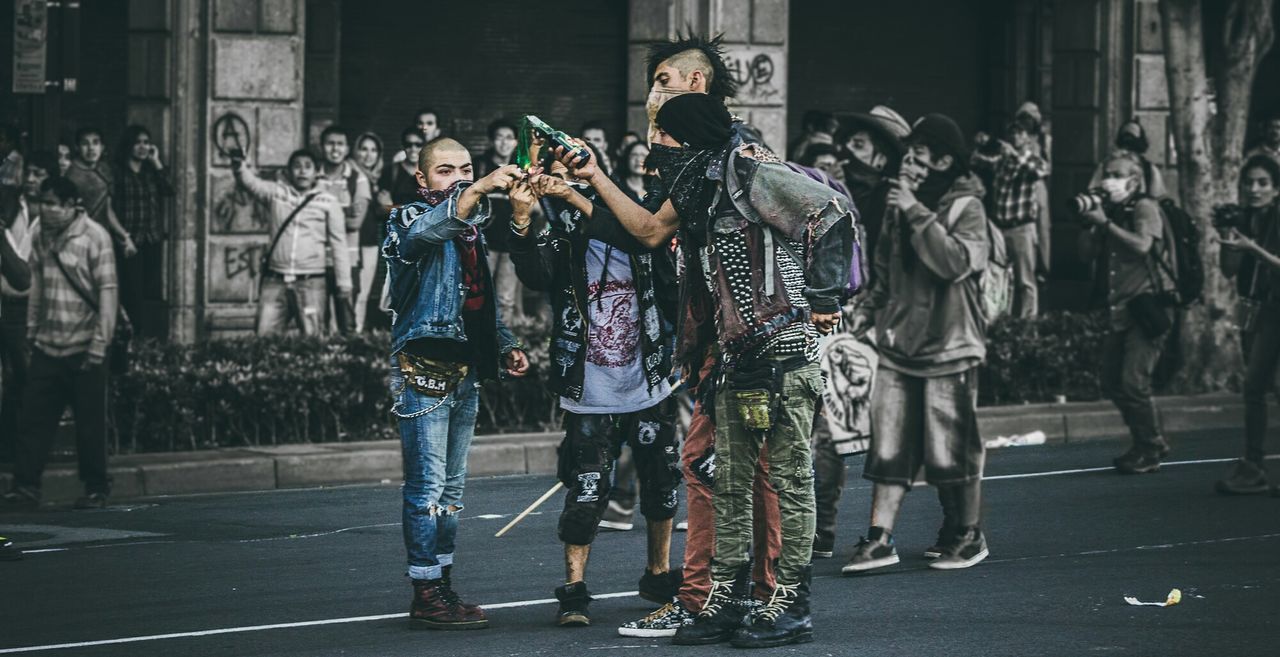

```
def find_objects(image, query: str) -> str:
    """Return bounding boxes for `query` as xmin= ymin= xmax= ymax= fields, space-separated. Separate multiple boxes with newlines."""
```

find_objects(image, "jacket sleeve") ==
xmin=348 ymin=173 xmax=371 ymax=232
xmin=495 ymin=315 xmax=520 ymax=355
xmin=235 ymin=166 xmax=286 ymax=204
xmin=863 ymin=207 xmax=895 ymax=313
xmin=395 ymin=182 xmax=491 ymax=261
xmin=326 ymin=199 xmax=353 ymax=290
xmin=507 ymin=227 xmax=557 ymax=292
xmin=0 ymin=228 xmax=31 ymax=292
xmin=802 ymin=218 xmax=851 ymax=314
xmin=904 ymin=197 xmax=989 ymax=283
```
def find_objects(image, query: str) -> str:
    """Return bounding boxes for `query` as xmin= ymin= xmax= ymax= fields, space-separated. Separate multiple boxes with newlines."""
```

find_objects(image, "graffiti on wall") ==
xmin=723 ymin=47 xmax=785 ymax=105
xmin=208 ymin=241 xmax=268 ymax=303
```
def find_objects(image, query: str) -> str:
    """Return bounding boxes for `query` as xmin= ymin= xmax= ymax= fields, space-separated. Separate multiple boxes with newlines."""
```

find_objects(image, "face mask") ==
xmin=1100 ymin=177 xmax=1136 ymax=203
xmin=647 ymin=88 xmax=692 ymax=144
xmin=40 ymin=204 xmax=79 ymax=233
xmin=418 ymin=180 xmax=462 ymax=207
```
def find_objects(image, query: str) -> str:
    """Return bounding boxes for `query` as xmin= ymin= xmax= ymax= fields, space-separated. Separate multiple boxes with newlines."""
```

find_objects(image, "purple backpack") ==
xmin=783 ymin=162 xmax=867 ymax=300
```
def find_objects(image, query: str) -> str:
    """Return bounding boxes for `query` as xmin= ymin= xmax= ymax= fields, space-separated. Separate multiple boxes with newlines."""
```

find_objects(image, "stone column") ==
xmin=203 ymin=0 xmax=307 ymax=335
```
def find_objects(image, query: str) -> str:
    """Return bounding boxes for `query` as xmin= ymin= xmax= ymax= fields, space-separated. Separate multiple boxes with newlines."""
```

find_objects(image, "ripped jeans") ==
xmin=391 ymin=357 xmax=480 ymax=580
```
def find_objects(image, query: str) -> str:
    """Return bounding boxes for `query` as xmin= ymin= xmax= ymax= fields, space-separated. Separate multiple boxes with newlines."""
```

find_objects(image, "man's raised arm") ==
xmin=553 ymin=146 xmax=679 ymax=248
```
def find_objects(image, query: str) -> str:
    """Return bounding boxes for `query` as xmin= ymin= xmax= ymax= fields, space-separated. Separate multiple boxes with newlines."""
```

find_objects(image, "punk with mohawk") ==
xmin=646 ymin=32 xmax=739 ymax=100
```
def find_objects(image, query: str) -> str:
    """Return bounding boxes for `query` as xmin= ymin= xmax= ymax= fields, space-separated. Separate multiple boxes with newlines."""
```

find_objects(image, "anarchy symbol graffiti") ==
xmin=212 ymin=112 xmax=251 ymax=160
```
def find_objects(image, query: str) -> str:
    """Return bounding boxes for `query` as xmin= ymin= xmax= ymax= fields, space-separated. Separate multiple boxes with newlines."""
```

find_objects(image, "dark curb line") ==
xmin=0 ymin=393 xmax=1244 ymax=504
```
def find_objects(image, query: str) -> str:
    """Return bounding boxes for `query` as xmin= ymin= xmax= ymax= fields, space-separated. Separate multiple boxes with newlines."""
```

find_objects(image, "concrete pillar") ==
xmin=626 ymin=0 xmax=790 ymax=152
xmin=202 ymin=0 xmax=308 ymax=335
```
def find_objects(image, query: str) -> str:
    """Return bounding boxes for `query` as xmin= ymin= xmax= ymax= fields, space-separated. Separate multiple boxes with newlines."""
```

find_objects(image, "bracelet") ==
xmin=510 ymin=219 xmax=531 ymax=233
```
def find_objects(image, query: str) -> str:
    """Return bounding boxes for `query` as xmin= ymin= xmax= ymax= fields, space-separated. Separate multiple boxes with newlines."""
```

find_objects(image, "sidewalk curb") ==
xmin=1 ymin=394 xmax=1244 ymax=504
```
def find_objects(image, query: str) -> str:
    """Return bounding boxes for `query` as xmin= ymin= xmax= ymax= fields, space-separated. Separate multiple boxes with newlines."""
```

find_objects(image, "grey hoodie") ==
xmin=865 ymin=173 xmax=991 ymax=376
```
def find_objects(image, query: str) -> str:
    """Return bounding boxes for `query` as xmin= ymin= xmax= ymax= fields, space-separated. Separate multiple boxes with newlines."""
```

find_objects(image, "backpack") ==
xmin=1154 ymin=198 xmax=1203 ymax=306
xmin=947 ymin=196 xmax=1012 ymax=322
xmin=782 ymin=161 xmax=866 ymax=299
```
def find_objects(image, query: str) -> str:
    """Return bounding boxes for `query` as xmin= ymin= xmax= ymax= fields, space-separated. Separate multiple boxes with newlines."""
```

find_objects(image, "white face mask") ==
xmin=1100 ymin=176 xmax=1136 ymax=203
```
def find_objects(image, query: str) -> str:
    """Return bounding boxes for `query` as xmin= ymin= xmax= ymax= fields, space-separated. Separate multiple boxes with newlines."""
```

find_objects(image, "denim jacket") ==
xmin=382 ymin=182 xmax=518 ymax=378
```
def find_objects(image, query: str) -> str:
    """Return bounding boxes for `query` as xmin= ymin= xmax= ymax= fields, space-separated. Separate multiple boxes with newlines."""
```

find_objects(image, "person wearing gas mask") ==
xmin=1214 ymin=155 xmax=1280 ymax=495
xmin=836 ymin=106 xmax=910 ymax=266
xmin=843 ymin=114 xmax=993 ymax=574
xmin=1079 ymin=152 xmax=1176 ymax=474
xmin=1090 ymin=119 xmax=1167 ymax=199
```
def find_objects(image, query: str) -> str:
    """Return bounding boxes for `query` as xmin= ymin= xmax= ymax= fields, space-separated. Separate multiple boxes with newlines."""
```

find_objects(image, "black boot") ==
xmin=671 ymin=564 xmax=750 ymax=645
xmin=638 ymin=568 xmax=682 ymax=604
xmin=554 ymin=581 xmax=592 ymax=627
xmin=730 ymin=565 xmax=813 ymax=648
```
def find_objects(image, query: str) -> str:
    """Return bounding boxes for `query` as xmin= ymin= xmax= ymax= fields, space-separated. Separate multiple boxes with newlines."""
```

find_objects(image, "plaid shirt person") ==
xmin=27 ymin=211 xmax=118 ymax=359
xmin=114 ymin=163 xmax=173 ymax=245
xmin=990 ymin=151 xmax=1049 ymax=229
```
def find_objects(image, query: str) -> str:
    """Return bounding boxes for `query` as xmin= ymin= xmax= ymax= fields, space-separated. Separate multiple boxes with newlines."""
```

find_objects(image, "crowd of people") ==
xmin=1 ymin=30 xmax=1278 ymax=648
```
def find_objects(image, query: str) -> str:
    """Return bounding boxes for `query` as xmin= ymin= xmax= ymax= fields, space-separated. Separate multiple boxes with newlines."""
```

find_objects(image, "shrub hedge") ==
xmin=112 ymin=311 xmax=1113 ymax=452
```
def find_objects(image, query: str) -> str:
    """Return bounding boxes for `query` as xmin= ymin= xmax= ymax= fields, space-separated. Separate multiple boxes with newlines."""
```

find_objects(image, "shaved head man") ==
xmin=416 ymin=137 xmax=475 ymax=192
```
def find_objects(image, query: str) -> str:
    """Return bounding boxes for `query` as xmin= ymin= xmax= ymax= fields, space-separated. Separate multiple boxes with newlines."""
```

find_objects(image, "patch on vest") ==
xmin=576 ymin=472 xmax=601 ymax=503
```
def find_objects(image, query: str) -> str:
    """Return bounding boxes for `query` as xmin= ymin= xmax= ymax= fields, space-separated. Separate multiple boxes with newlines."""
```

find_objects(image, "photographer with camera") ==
xmin=1214 ymin=155 xmax=1280 ymax=496
xmin=1077 ymin=152 xmax=1175 ymax=474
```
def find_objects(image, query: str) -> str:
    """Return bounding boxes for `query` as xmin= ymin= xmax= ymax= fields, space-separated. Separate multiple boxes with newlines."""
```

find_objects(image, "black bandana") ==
xmin=648 ymin=143 xmax=724 ymax=221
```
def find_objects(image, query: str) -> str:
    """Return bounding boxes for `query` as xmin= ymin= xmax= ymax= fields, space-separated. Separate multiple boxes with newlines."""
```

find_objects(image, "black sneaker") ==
xmin=841 ymin=527 xmax=898 ymax=574
xmin=73 ymin=492 xmax=109 ymax=510
xmin=929 ymin=527 xmax=989 ymax=570
xmin=617 ymin=600 xmax=695 ymax=637
xmin=0 ymin=536 xmax=21 ymax=561
xmin=1113 ymin=448 xmax=1162 ymax=474
xmin=554 ymin=582 xmax=591 ymax=627
xmin=638 ymin=569 xmax=680 ymax=605
xmin=1 ymin=486 xmax=39 ymax=511
xmin=811 ymin=537 xmax=834 ymax=559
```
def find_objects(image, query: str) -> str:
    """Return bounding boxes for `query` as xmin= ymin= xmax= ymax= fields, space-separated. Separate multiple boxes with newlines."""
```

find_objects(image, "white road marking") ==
xmin=984 ymin=454 xmax=1278 ymax=481
xmin=0 ymin=592 xmax=639 ymax=654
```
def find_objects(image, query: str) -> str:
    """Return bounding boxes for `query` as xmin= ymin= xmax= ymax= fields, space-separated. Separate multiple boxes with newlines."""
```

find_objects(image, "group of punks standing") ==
xmin=379 ymin=33 xmax=1002 ymax=649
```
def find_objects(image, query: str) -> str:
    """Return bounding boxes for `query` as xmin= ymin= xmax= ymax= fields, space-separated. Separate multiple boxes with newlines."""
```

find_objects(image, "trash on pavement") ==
xmin=1123 ymin=589 xmax=1182 ymax=607
xmin=984 ymin=430 xmax=1047 ymax=449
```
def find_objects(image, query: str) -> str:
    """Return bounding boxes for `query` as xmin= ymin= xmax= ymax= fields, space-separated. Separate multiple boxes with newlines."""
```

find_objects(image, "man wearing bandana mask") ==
xmin=558 ymin=34 xmax=787 ymax=643
xmin=1090 ymin=119 xmax=1168 ymax=199
xmin=559 ymin=89 xmax=852 ymax=648
xmin=381 ymin=137 xmax=530 ymax=630
xmin=836 ymin=106 xmax=910 ymax=268
xmin=844 ymin=114 xmax=994 ymax=575
xmin=1078 ymin=153 xmax=1175 ymax=474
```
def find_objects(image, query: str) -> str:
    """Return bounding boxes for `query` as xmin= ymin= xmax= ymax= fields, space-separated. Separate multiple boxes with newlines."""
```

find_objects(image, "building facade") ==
xmin=3 ymin=0 xmax=1276 ymax=341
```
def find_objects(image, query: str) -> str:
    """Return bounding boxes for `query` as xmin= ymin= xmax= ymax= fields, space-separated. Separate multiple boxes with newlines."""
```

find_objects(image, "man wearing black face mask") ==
xmin=845 ymin=113 xmax=994 ymax=573
xmin=1090 ymin=120 xmax=1167 ymax=199
xmin=836 ymin=106 xmax=910 ymax=266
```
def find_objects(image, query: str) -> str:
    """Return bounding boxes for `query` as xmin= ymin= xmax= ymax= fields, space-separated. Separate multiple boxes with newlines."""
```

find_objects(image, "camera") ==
xmin=1211 ymin=203 xmax=1247 ymax=231
xmin=1070 ymin=189 xmax=1106 ymax=214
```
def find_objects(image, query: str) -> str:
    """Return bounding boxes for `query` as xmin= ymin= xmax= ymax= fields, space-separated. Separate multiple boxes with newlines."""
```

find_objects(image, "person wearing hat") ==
xmin=836 ymin=105 xmax=910 ymax=266
xmin=844 ymin=113 xmax=994 ymax=573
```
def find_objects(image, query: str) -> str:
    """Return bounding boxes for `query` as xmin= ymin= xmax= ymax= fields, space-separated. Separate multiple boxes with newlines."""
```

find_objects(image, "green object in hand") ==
xmin=516 ymin=115 xmax=592 ymax=171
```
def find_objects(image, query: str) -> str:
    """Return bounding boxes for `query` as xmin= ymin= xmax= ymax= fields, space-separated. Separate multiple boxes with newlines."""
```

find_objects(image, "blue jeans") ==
xmin=390 ymin=357 xmax=480 ymax=580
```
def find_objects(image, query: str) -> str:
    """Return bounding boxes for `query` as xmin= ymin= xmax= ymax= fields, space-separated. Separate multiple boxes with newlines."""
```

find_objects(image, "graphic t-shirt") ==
xmin=560 ymin=239 xmax=670 ymax=414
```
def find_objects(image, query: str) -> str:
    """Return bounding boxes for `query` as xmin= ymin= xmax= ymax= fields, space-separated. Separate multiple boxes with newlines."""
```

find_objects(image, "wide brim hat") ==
xmin=837 ymin=105 xmax=910 ymax=157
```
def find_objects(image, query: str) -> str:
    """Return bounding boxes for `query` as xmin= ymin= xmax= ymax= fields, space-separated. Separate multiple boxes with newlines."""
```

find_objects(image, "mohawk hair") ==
xmin=646 ymin=32 xmax=738 ymax=100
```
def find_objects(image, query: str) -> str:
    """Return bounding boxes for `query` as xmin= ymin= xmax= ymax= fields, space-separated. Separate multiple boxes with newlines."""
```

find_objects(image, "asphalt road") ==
xmin=2 ymin=429 xmax=1278 ymax=657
